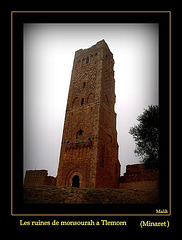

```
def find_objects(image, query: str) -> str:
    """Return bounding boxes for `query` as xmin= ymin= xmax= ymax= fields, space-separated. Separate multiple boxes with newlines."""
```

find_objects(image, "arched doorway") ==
xmin=72 ymin=175 xmax=80 ymax=188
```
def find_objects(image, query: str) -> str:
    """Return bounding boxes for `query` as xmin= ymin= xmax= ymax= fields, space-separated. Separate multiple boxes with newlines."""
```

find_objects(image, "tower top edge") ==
xmin=75 ymin=39 xmax=113 ymax=57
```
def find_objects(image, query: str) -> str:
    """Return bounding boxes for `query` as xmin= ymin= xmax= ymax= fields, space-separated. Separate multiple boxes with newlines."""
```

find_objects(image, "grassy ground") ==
xmin=23 ymin=185 xmax=159 ymax=204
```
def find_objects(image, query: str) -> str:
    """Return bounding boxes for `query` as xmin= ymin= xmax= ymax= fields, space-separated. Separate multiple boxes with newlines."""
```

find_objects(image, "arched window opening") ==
xmin=86 ymin=56 xmax=89 ymax=64
xmin=100 ymin=156 xmax=104 ymax=168
xmin=82 ymin=58 xmax=85 ymax=66
xmin=94 ymin=53 xmax=97 ymax=62
xmin=72 ymin=175 xmax=80 ymax=188
xmin=72 ymin=97 xmax=79 ymax=107
xmin=115 ymin=163 xmax=118 ymax=173
xmin=81 ymin=98 xmax=84 ymax=105
xmin=76 ymin=129 xmax=84 ymax=139
xmin=87 ymin=93 xmax=95 ymax=104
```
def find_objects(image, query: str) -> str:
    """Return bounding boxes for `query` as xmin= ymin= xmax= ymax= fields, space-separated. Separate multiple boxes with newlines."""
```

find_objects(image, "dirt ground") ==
xmin=24 ymin=181 xmax=159 ymax=204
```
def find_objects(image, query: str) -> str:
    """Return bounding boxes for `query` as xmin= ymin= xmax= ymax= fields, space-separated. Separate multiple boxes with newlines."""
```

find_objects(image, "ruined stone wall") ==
xmin=44 ymin=176 xmax=57 ymax=185
xmin=24 ymin=170 xmax=56 ymax=186
xmin=120 ymin=164 xmax=159 ymax=183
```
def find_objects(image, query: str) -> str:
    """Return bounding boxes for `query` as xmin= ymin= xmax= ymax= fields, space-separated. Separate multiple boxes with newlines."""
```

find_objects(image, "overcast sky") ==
xmin=23 ymin=23 xmax=159 ymax=178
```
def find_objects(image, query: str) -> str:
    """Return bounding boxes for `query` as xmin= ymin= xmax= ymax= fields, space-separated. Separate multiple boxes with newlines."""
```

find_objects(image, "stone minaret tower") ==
xmin=56 ymin=40 xmax=120 ymax=188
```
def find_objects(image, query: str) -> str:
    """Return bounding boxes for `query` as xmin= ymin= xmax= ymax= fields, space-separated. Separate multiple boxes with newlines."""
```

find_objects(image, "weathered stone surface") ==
xmin=24 ymin=170 xmax=56 ymax=186
xmin=56 ymin=40 xmax=120 ymax=188
xmin=120 ymin=164 xmax=159 ymax=183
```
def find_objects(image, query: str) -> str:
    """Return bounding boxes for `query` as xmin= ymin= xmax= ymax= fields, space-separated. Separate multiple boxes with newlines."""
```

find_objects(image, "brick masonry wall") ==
xmin=24 ymin=170 xmax=56 ymax=186
xmin=120 ymin=164 xmax=159 ymax=183
xmin=56 ymin=40 xmax=120 ymax=188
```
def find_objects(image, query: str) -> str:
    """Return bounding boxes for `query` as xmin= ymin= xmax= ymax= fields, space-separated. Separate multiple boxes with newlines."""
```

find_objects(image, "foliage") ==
xmin=129 ymin=105 xmax=159 ymax=169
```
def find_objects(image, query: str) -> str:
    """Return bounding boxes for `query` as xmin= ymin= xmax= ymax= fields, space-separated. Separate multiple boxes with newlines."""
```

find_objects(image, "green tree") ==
xmin=129 ymin=105 xmax=159 ymax=169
